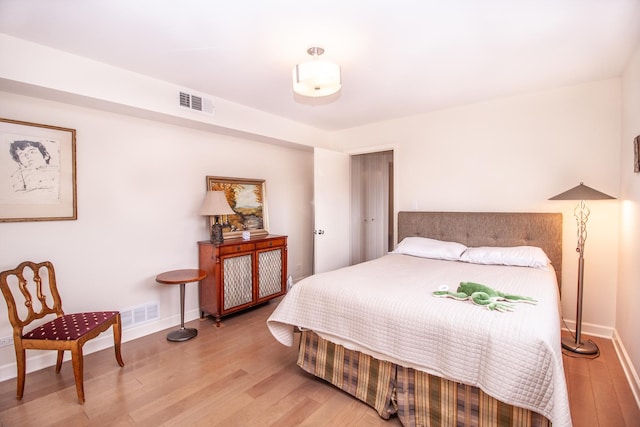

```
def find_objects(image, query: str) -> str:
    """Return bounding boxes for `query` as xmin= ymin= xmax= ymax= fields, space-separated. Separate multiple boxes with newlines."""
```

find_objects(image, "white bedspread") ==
xmin=267 ymin=253 xmax=572 ymax=427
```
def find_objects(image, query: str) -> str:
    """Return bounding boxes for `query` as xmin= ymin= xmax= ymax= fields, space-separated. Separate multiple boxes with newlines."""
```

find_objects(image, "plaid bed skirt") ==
xmin=298 ymin=330 xmax=551 ymax=427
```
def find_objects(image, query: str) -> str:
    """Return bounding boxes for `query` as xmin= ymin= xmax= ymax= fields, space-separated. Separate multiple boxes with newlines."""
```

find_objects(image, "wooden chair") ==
xmin=0 ymin=261 xmax=124 ymax=403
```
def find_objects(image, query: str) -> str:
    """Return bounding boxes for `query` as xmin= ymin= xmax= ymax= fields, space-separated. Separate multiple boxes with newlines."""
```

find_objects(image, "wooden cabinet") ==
xmin=198 ymin=235 xmax=287 ymax=325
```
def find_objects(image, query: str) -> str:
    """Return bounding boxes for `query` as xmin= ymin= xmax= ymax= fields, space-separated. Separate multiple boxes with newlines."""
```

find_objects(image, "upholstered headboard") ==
xmin=397 ymin=212 xmax=563 ymax=287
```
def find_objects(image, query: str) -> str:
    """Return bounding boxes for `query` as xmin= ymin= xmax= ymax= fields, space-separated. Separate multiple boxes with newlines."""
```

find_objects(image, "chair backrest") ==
xmin=0 ymin=261 xmax=65 ymax=337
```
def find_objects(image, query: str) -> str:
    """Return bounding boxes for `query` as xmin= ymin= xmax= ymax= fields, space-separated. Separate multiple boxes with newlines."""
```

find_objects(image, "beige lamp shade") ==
xmin=199 ymin=191 xmax=235 ymax=216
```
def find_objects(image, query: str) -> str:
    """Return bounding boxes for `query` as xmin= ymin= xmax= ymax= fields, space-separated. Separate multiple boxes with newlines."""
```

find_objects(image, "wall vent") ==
xmin=120 ymin=301 xmax=160 ymax=329
xmin=178 ymin=91 xmax=214 ymax=115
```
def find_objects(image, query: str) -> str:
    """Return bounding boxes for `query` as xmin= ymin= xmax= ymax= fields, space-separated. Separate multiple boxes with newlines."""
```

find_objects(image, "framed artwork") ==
xmin=205 ymin=176 xmax=269 ymax=239
xmin=635 ymin=135 xmax=640 ymax=173
xmin=0 ymin=118 xmax=77 ymax=222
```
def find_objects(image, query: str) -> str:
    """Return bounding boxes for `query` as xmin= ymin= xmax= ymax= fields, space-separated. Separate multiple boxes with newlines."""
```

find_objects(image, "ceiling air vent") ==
xmin=179 ymin=91 xmax=191 ymax=108
xmin=178 ymin=91 xmax=215 ymax=115
xmin=191 ymin=95 xmax=203 ymax=111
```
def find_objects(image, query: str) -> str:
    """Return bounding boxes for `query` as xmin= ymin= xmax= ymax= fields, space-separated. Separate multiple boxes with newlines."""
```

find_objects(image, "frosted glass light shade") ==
xmin=292 ymin=49 xmax=341 ymax=97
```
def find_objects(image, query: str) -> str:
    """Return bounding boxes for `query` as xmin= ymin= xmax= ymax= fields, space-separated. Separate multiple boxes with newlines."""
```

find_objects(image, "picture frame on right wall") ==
xmin=635 ymin=135 xmax=640 ymax=173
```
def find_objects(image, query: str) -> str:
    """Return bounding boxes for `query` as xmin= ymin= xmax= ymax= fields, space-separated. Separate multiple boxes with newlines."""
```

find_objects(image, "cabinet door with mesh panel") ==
xmin=257 ymin=248 xmax=285 ymax=301
xmin=221 ymin=253 xmax=253 ymax=311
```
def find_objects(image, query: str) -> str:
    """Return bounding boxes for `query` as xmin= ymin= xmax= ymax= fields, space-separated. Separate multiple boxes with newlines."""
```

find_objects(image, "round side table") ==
xmin=156 ymin=269 xmax=207 ymax=342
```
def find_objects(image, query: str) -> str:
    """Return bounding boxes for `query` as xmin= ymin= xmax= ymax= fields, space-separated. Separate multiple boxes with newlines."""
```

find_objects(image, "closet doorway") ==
xmin=350 ymin=150 xmax=394 ymax=264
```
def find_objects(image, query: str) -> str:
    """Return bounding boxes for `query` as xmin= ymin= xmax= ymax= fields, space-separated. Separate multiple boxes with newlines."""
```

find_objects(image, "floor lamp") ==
xmin=550 ymin=182 xmax=615 ymax=355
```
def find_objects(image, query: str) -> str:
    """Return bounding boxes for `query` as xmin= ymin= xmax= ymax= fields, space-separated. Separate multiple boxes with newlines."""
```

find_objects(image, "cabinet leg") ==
xmin=215 ymin=315 xmax=221 ymax=327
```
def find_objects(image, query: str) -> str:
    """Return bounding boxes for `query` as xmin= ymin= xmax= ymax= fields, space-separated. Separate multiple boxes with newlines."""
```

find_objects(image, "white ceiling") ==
xmin=1 ymin=0 xmax=639 ymax=131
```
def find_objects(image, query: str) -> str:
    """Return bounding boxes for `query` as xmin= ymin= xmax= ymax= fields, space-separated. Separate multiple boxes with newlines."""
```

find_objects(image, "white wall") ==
xmin=618 ymin=39 xmax=640 ymax=402
xmin=0 ymin=91 xmax=314 ymax=379
xmin=0 ymin=34 xmax=329 ymax=150
xmin=332 ymin=79 xmax=621 ymax=337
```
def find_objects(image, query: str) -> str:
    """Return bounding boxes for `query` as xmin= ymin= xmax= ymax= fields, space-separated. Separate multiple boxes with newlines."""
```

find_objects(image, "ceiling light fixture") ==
xmin=292 ymin=46 xmax=341 ymax=97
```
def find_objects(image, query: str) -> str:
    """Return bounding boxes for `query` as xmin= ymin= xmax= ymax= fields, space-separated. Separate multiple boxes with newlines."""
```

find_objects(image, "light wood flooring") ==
xmin=0 ymin=299 xmax=638 ymax=426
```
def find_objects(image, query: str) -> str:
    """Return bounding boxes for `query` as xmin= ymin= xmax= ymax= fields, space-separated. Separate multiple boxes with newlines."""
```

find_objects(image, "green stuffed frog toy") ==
xmin=433 ymin=282 xmax=537 ymax=312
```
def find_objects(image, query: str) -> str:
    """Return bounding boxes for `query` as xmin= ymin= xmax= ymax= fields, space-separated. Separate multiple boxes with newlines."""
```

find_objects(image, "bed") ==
xmin=267 ymin=212 xmax=571 ymax=427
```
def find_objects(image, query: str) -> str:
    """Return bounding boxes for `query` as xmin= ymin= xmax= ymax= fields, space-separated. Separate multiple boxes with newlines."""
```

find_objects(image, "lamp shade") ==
xmin=292 ymin=46 xmax=341 ymax=97
xmin=198 ymin=191 xmax=235 ymax=216
xmin=549 ymin=182 xmax=615 ymax=201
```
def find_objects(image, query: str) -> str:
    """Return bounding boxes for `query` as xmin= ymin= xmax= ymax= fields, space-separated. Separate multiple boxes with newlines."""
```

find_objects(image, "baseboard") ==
xmin=612 ymin=329 xmax=640 ymax=410
xmin=0 ymin=308 xmax=202 ymax=382
xmin=561 ymin=319 xmax=614 ymax=339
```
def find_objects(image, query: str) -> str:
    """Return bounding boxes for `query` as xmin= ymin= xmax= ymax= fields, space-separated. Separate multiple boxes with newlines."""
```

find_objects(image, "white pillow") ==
xmin=393 ymin=237 xmax=467 ymax=261
xmin=460 ymin=246 xmax=551 ymax=269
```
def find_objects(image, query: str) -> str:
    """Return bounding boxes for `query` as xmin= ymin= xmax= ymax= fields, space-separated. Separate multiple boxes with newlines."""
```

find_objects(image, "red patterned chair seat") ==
xmin=23 ymin=311 xmax=120 ymax=341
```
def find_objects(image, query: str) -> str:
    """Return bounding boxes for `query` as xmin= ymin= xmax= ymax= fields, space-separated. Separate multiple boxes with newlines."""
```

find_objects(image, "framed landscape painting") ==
xmin=205 ymin=176 xmax=269 ymax=239
xmin=0 ymin=118 xmax=77 ymax=222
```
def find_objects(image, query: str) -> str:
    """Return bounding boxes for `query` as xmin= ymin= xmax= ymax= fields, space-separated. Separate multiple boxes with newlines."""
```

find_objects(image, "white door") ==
xmin=313 ymin=147 xmax=350 ymax=274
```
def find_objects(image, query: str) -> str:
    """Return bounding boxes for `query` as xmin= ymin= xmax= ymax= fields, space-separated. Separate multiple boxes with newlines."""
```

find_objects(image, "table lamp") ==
xmin=199 ymin=191 xmax=235 ymax=244
xmin=549 ymin=182 xmax=615 ymax=355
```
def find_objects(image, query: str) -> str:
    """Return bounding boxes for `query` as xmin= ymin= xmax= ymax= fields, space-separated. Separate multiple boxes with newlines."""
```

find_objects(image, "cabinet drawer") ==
xmin=219 ymin=242 xmax=255 ymax=255
xmin=256 ymin=238 xmax=286 ymax=250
